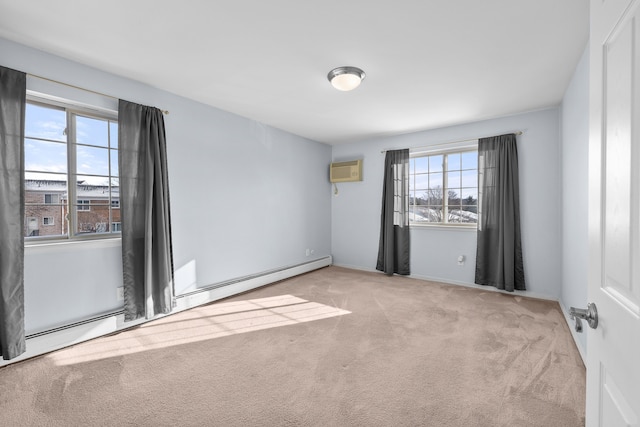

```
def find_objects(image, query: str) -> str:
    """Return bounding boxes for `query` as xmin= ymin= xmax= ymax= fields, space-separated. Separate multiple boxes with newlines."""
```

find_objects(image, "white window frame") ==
xmin=409 ymin=141 xmax=478 ymax=228
xmin=43 ymin=216 xmax=54 ymax=226
xmin=77 ymin=199 xmax=91 ymax=211
xmin=44 ymin=193 xmax=59 ymax=204
xmin=24 ymin=95 xmax=119 ymax=244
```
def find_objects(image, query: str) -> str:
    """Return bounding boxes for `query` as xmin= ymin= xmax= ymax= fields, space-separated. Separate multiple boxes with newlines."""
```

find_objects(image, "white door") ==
xmin=587 ymin=0 xmax=640 ymax=425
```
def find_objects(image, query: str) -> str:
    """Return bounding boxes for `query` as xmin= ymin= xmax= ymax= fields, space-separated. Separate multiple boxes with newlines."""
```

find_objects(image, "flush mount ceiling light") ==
xmin=327 ymin=66 xmax=366 ymax=91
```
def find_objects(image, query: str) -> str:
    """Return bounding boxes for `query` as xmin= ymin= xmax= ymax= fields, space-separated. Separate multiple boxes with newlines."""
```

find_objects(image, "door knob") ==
xmin=569 ymin=303 xmax=598 ymax=333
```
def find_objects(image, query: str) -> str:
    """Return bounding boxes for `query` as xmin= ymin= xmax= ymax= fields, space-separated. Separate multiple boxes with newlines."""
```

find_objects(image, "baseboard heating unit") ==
xmin=1 ymin=256 xmax=332 ymax=367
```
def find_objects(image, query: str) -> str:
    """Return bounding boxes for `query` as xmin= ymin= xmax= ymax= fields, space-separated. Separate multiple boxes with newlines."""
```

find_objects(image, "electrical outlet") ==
xmin=457 ymin=255 xmax=465 ymax=266
xmin=305 ymin=249 xmax=310 ymax=257
xmin=116 ymin=287 xmax=124 ymax=301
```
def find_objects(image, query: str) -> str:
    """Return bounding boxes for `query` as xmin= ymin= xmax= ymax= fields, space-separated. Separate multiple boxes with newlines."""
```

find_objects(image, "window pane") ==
xmin=425 ymin=187 xmax=443 ymax=205
xmin=461 ymin=169 xmax=477 ymax=188
xmin=425 ymin=206 xmax=443 ymax=222
xmin=461 ymin=188 xmax=478 ymax=202
xmin=74 ymin=174 xmax=116 ymax=235
xmin=447 ymin=190 xmax=461 ymax=206
xmin=75 ymin=201 xmax=110 ymax=235
xmin=25 ymin=138 xmax=67 ymax=173
xmin=448 ymin=153 xmax=461 ymax=170
xmin=77 ymin=176 xmax=110 ymax=206
xmin=429 ymin=155 xmax=443 ymax=173
xmin=461 ymin=151 xmax=477 ymax=169
xmin=76 ymin=115 xmax=109 ymax=147
xmin=459 ymin=206 xmax=478 ymax=223
xmin=459 ymin=184 xmax=478 ymax=223
xmin=76 ymin=174 xmax=111 ymax=186
xmin=25 ymin=103 xmax=66 ymax=142
xmin=76 ymin=145 xmax=110 ymax=176
xmin=447 ymin=170 xmax=461 ymax=188
xmin=109 ymin=121 xmax=118 ymax=149
xmin=24 ymin=201 xmax=68 ymax=238
xmin=414 ymin=174 xmax=428 ymax=190
xmin=25 ymin=170 xmax=67 ymax=182
xmin=429 ymin=172 xmax=443 ymax=189
xmin=25 ymin=175 xmax=67 ymax=207
xmin=410 ymin=205 xmax=433 ymax=222
xmin=414 ymin=191 xmax=428 ymax=205
xmin=110 ymin=149 xmax=119 ymax=176
xmin=76 ymin=215 xmax=110 ymax=234
xmin=414 ymin=157 xmax=428 ymax=173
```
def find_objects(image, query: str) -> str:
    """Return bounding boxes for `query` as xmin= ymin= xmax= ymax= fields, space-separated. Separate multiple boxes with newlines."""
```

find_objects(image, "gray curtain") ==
xmin=118 ymin=100 xmax=174 ymax=321
xmin=475 ymin=133 xmax=525 ymax=291
xmin=376 ymin=149 xmax=411 ymax=275
xmin=0 ymin=66 xmax=26 ymax=360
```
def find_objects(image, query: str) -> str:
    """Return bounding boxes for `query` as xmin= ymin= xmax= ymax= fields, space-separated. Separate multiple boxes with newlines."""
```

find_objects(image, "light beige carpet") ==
xmin=0 ymin=266 xmax=585 ymax=426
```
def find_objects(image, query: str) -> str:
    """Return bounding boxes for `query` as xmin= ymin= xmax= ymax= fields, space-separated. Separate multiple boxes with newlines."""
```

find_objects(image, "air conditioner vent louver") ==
xmin=330 ymin=160 xmax=362 ymax=183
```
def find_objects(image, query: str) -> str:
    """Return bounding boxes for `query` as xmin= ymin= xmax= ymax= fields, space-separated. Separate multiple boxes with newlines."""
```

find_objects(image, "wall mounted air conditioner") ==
xmin=330 ymin=160 xmax=363 ymax=183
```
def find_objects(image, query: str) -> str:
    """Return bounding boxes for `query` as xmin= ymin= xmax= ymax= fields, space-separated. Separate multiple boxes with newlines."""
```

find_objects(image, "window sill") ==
xmin=25 ymin=235 xmax=122 ymax=248
xmin=410 ymin=223 xmax=477 ymax=232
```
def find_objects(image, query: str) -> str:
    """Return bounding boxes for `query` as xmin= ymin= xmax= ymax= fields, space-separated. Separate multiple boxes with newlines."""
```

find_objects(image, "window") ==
xmin=409 ymin=147 xmax=478 ymax=225
xmin=24 ymin=99 xmax=119 ymax=240
xmin=44 ymin=194 xmax=59 ymax=204
xmin=111 ymin=222 xmax=121 ymax=232
xmin=77 ymin=199 xmax=90 ymax=211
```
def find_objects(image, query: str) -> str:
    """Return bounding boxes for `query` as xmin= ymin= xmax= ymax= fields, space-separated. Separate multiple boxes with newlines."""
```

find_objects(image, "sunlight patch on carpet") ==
xmin=48 ymin=295 xmax=350 ymax=366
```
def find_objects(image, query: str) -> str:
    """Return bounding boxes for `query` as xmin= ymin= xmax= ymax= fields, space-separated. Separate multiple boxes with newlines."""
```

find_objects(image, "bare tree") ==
xmin=410 ymin=186 xmax=477 ymax=223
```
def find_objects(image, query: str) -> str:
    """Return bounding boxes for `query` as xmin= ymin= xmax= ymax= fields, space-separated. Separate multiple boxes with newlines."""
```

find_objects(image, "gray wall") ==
xmin=0 ymin=37 xmax=332 ymax=333
xmin=560 ymin=45 xmax=589 ymax=354
xmin=331 ymin=108 xmax=563 ymax=300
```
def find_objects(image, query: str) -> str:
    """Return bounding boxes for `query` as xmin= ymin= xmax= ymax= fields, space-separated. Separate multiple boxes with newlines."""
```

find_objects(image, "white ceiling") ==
xmin=0 ymin=1 xmax=589 ymax=145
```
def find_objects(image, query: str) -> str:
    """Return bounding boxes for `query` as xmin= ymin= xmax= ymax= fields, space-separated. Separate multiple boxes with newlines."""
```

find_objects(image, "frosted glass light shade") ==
xmin=327 ymin=66 xmax=365 ymax=91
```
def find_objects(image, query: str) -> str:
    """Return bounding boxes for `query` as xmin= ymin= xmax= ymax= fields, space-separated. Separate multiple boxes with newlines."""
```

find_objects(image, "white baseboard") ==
xmin=412 ymin=273 xmax=558 ymax=301
xmin=332 ymin=263 xmax=557 ymax=301
xmin=558 ymin=300 xmax=586 ymax=364
xmin=0 ymin=256 xmax=332 ymax=367
xmin=174 ymin=257 xmax=332 ymax=312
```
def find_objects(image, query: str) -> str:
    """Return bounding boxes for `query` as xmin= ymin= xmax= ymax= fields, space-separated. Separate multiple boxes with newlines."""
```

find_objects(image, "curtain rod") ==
xmin=28 ymin=73 xmax=170 ymax=115
xmin=380 ymin=131 xmax=523 ymax=154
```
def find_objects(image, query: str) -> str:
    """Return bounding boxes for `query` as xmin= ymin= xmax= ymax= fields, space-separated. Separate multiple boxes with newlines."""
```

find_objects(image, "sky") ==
xmin=409 ymin=152 xmax=478 ymax=202
xmin=24 ymin=102 xmax=118 ymax=186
